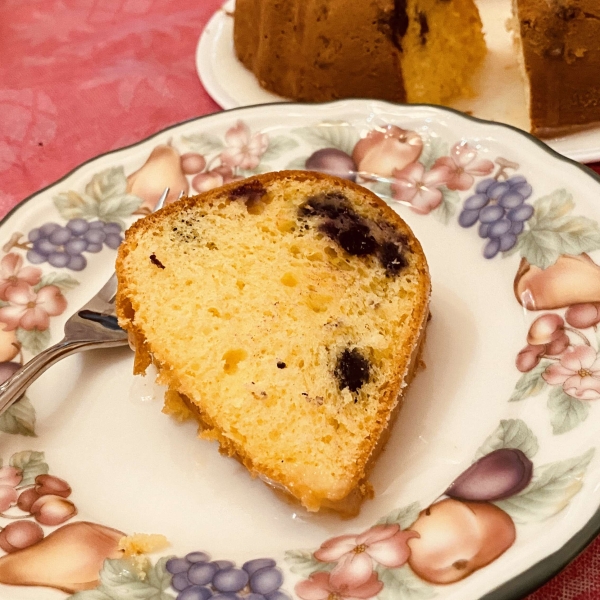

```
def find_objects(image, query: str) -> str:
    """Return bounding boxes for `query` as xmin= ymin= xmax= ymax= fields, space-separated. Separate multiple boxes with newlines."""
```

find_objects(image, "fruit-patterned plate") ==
xmin=196 ymin=0 xmax=600 ymax=164
xmin=1 ymin=99 xmax=600 ymax=600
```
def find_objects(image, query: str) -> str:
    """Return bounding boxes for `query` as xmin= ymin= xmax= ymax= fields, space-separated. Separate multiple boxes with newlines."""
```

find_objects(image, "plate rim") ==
xmin=6 ymin=98 xmax=600 ymax=600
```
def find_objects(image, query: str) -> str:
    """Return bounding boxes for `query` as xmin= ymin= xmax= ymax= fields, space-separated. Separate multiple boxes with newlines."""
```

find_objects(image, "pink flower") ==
xmin=543 ymin=344 xmax=600 ymax=400
xmin=433 ymin=141 xmax=494 ymax=191
xmin=0 ymin=284 xmax=67 ymax=331
xmin=314 ymin=524 xmax=418 ymax=588
xmin=0 ymin=253 xmax=42 ymax=301
xmin=295 ymin=571 xmax=383 ymax=600
xmin=220 ymin=121 xmax=269 ymax=170
xmin=391 ymin=162 xmax=452 ymax=214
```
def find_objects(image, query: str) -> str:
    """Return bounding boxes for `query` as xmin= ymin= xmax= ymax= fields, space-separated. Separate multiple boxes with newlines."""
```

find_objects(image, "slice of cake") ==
xmin=233 ymin=0 xmax=486 ymax=106
xmin=510 ymin=0 xmax=600 ymax=137
xmin=116 ymin=171 xmax=430 ymax=515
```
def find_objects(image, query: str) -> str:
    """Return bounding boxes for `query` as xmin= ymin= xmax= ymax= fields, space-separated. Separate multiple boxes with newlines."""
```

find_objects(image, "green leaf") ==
xmin=293 ymin=123 xmax=360 ymax=155
xmin=16 ymin=328 xmax=51 ymax=354
xmin=517 ymin=189 xmax=600 ymax=269
xmin=181 ymin=132 xmax=225 ymax=154
xmin=285 ymin=156 xmax=309 ymax=170
xmin=0 ymin=396 xmax=36 ymax=436
xmin=495 ymin=448 xmax=595 ymax=523
xmin=517 ymin=229 xmax=563 ymax=270
xmin=96 ymin=194 xmax=143 ymax=226
xmin=35 ymin=272 xmax=80 ymax=293
xmin=433 ymin=187 xmax=460 ymax=225
xmin=284 ymin=549 xmax=331 ymax=577
xmin=375 ymin=564 xmax=435 ymax=600
xmin=145 ymin=556 xmax=175 ymax=593
xmin=419 ymin=137 xmax=449 ymax=170
xmin=54 ymin=190 xmax=97 ymax=221
xmin=474 ymin=419 xmax=539 ymax=461
xmin=85 ymin=167 xmax=128 ymax=202
xmin=533 ymin=189 xmax=575 ymax=224
xmin=509 ymin=360 xmax=550 ymax=402
xmin=98 ymin=559 xmax=174 ymax=600
xmin=548 ymin=216 xmax=600 ymax=255
xmin=261 ymin=136 xmax=300 ymax=163
xmin=378 ymin=502 xmax=421 ymax=529
xmin=10 ymin=450 xmax=48 ymax=485
xmin=547 ymin=387 xmax=590 ymax=434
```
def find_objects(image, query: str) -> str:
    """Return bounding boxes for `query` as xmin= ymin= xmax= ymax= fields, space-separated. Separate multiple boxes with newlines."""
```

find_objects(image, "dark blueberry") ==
xmin=319 ymin=221 xmax=340 ymax=239
xmin=338 ymin=225 xmax=377 ymax=256
xmin=229 ymin=180 xmax=267 ymax=203
xmin=150 ymin=253 xmax=165 ymax=269
xmin=299 ymin=193 xmax=352 ymax=220
xmin=335 ymin=348 xmax=370 ymax=394
xmin=379 ymin=242 xmax=407 ymax=275
xmin=277 ymin=362 xmax=286 ymax=369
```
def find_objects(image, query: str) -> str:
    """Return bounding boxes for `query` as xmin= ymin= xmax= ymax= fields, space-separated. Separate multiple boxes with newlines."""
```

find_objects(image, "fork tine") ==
xmin=154 ymin=187 xmax=170 ymax=212
xmin=178 ymin=190 xmax=186 ymax=199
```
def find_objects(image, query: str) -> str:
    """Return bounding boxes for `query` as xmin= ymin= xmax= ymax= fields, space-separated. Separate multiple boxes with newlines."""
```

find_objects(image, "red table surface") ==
xmin=1 ymin=1 xmax=600 ymax=598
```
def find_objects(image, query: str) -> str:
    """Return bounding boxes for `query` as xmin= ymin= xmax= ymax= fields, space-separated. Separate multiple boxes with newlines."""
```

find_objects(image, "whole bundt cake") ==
xmin=233 ymin=0 xmax=487 ymax=106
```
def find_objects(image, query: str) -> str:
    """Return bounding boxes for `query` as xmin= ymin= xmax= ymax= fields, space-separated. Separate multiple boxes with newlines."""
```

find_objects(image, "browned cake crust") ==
xmin=233 ymin=0 xmax=406 ymax=103
xmin=515 ymin=0 xmax=600 ymax=137
xmin=116 ymin=171 xmax=431 ymax=515
xmin=232 ymin=0 xmax=486 ymax=106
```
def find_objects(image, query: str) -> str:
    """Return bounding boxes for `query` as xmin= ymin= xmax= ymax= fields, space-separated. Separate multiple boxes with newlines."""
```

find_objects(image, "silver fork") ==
xmin=0 ymin=187 xmax=178 ymax=417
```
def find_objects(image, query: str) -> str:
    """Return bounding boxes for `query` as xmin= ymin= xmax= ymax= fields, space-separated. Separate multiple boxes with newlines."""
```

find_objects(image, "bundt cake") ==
xmin=116 ymin=171 xmax=431 ymax=515
xmin=233 ymin=0 xmax=487 ymax=106
xmin=510 ymin=0 xmax=600 ymax=137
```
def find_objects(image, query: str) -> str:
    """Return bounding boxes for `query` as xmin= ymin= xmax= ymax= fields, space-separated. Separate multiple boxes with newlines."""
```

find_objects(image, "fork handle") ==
xmin=0 ymin=338 xmax=122 ymax=417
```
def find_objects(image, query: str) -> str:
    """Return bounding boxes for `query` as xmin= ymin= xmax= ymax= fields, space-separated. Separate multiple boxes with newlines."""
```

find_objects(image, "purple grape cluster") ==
xmin=166 ymin=552 xmax=291 ymax=600
xmin=458 ymin=175 xmax=533 ymax=258
xmin=26 ymin=219 xmax=123 ymax=272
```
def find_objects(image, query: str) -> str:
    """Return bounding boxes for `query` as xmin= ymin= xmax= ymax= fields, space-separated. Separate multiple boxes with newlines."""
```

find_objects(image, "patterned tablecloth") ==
xmin=1 ymin=1 xmax=600 ymax=598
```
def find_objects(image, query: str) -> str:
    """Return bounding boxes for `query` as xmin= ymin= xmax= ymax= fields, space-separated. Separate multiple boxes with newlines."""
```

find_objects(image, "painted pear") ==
xmin=514 ymin=253 xmax=600 ymax=310
xmin=0 ymin=521 xmax=124 ymax=592
xmin=407 ymin=499 xmax=516 ymax=584
xmin=0 ymin=326 xmax=19 ymax=363
xmin=127 ymin=143 xmax=189 ymax=211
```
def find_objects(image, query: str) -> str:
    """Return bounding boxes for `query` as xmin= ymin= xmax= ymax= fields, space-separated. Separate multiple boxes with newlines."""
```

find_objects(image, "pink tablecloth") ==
xmin=1 ymin=1 xmax=600 ymax=598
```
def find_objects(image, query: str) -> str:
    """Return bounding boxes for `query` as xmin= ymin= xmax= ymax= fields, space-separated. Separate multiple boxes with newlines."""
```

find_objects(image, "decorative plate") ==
xmin=1 ymin=99 xmax=600 ymax=600
xmin=196 ymin=0 xmax=600 ymax=164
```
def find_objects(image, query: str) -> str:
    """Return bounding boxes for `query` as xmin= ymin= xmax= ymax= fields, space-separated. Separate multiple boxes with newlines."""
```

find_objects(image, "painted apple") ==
xmin=527 ymin=313 xmax=565 ymax=345
xmin=352 ymin=125 xmax=423 ymax=178
xmin=407 ymin=499 xmax=516 ymax=584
